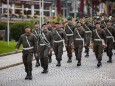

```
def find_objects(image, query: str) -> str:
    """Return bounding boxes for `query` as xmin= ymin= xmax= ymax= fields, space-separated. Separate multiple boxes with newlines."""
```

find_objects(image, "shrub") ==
xmin=0 ymin=22 xmax=7 ymax=30
xmin=10 ymin=21 xmax=34 ymax=41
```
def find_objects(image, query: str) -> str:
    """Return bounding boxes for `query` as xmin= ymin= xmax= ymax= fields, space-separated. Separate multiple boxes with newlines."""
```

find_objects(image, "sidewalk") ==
xmin=0 ymin=47 xmax=66 ymax=70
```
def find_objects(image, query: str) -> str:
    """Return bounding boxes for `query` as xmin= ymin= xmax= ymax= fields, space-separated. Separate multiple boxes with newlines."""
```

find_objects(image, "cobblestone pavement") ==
xmin=0 ymin=49 xmax=115 ymax=86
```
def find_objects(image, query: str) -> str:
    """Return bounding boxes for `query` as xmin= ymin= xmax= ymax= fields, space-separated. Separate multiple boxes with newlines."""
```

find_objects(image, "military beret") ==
xmin=85 ymin=16 xmax=88 ymax=18
xmin=67 ymin=16 xmax=72 ymax=20
xmin=112 ymin=14 xmax=115 ymax=17
xmin=76 ymin=21 xmax=81 ymax=24
xmin=106 ymin=20 xmax=112 ymax=23
xmin=96 ymin=17 xmax=101 ymax=21
xmin=102 ymin=14 xmax=109 ymax=17
xmin=95 ymin=22 xmax=100 ymax=25
xmin=34 ymin=21 xmax=39 ymax=25
xmin=42 ymin=23 xmax=47 ymax=28
xmin=55 ymin=22 xmax=61 ymax=24
xmin=47 ymin=21 xmax=51 ymax=24
xmin=25 ymin=25 xmax=30 ymax=28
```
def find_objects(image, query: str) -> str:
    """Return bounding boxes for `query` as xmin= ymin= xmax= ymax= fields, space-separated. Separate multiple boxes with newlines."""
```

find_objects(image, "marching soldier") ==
xmin=92 ymin=22 xmax=106 ymax=67
xmin=39 ymin=24 xmax=53 ymax=73
xmin=74 ymin=21 xmax=85 ymax=66
xmin=16 ymin=26 xmax=37 ymax=80
xmin=32 ymin=22 xmax=40 ymax=67
xmin=105 ymin=20 xmax=115 ymax=63
xmin=82 ymin=16 xmax=94 ymax=57
xmin=47 ymin=21 xmax=54 ymax=63
xmin=65 ymin=16 xmax=75 ymax=63
xmin=53 ymin=22 xmax=67 ymax=67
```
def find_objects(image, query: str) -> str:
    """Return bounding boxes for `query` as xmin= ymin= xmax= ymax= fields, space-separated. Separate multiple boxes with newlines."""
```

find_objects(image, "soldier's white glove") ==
xmin=15 ymin=49 xmax=18 ymax=53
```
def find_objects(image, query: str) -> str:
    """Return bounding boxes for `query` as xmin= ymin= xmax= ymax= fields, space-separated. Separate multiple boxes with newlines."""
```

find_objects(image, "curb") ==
xmin=0 ymin=50 xmax=66 ymax=70
xmin=0 ymin=51 xmax=22 ymax=57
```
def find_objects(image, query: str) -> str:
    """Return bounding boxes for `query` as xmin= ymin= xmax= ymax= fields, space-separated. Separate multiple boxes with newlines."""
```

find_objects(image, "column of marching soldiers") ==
xmin=15 ymin=14 xmax=115 ymax=80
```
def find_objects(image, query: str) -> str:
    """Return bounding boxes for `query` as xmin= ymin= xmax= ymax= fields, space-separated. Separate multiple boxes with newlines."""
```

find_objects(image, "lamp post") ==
xmin=25 ymin=8 xmax=28 ymax=17
xmin=52 ymin=9 xmax=55 ymax=16
xmin=7 ymin=0 xmax=10 ymax=46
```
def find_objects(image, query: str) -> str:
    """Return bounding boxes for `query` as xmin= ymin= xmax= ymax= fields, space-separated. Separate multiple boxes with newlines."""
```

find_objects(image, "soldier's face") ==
xmin=43 ymin=26 xmax=48 ymax=32
xmin=34 ymin=24 xmax=39 ymax=28
xmin=107 ymin=22 xmax=112 ymax=26
xmin=55 ymin=24 xmax=60 ymax=29
xmin=84 ymin=18 xmax=88 ymax=22
xmin=77 ymin=23 xmax=81 ymax=27
xmin=96 ymin=24 xmax=100 ymax=29
xmin=48 ymin=23 xmax=51 ymax=27
xmin=68 ymin=20 xmax=72 ymax=24
xmin=25 ymin=28 xmax=31 ymax=33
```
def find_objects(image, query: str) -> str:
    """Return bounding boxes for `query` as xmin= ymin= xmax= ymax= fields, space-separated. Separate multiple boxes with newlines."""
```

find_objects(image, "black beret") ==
xmin=34 ymin=21 xmax=39 ymax=25
xmin=85 ymin=16 xmax=88 ymax=18
xmin=112 ymin=14 xmax=115 ymax=17
xmin=67 ymin=16 xmax=72 ymax=20
xmin=25 ymin=25 xmax=30 ymax=28
xmin=42 ymin=24 xmax=47 ymax=28
xmin=47 ymin=21 xmax=51 ymax=24
xmin=106 ymin=20 xmax=112 ymax=23
xmin=55 ymin=22 xmax=61 ymax=24
xmin=95 ymin=22 xmax=100 ymax=25
xmin=76 ymin=21 xmax=81 ymax=24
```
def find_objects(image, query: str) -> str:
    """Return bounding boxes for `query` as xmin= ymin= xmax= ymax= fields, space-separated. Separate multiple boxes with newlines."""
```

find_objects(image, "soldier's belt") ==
xmin=54 ymin=40 xmax=64 ymax=43
xmin=23 ymin=47 xmax=34 ymax=50
xmin=66 ymin=34 xmax=73 ymax=36
xmin=40 ymin=44 xmax=45 ymax=46
xmin=94 ymin=39 xmax=102 ymax=41
xmin=85 ymin=31 xmax=92 ymax=33
xmin=106 ymin=36 xmax=113 ymax=38
xmin=75 ymin=38 xmax=84 ymax=41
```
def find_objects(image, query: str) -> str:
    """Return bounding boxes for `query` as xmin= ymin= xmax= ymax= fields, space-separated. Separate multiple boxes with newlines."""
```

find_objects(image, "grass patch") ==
xmin=0 ymin=41 xmax=22 ymax=54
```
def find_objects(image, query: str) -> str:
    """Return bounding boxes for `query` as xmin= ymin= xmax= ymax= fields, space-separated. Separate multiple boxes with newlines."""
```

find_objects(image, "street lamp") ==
xmin=7 ymin=0 xmax=10 ymax=46
xmin=52 ymin=9 xmax=55 ymax=16
xmin=25 ymin=8 xmax=28 ymax=16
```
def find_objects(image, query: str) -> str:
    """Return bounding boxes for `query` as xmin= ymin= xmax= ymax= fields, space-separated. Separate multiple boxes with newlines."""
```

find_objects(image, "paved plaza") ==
xmin=0 ymin=49 xmax=115 ymax=86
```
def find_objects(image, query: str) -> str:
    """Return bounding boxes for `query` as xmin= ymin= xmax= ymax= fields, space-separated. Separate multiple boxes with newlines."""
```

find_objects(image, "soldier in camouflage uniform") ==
xmin=74 ymin=21 xmax=85 ymax=66
xmin=16 ymin=26 xmax=37 ymax=80
xmin=53 ymin=22 xmax=67 ymax=67
xmin=92 ymin=23 xmax=106 ymax=67
xmin=82 ymin=16 xmax=94 ymax=57
xmin=32 ymin=22 xmax=40 ymax=67
xmin=65 ymin=16 xmax=75 ymax=63
xmin=105 ymin=20 xmax=115 ymax=63
xmin=39 ymin=24 xmax=53 ymax=73
xmin=47 ymin=21 xmax=54 ymax=63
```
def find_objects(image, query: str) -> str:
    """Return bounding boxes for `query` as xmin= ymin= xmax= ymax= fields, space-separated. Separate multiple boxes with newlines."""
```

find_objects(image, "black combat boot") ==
xmin=25 ymin=70 xmax=29 ymax=80
xmin=49 ymin=58 xmax=52 ymax=63
xmin=28 ymin=71 xmax=32 ymax=80
xmin=77 ymin=60 xmax=81 ymax=66
xmin=85 ymin=53 xmax=89 ymax=57
xmin=35 ymin=62 xmax=40 ymax=67
xmin=107 ymin=56 xmax=112 ymax=63
xmin=97 ymin=60 xmax=102 ymax=68
xmin=56 ymin=61 xmax=61 ymax=67
xmin=67 ymin=57 xmax=72 ymax=63
xmin=41 ymin=67 xmax=48 ymax=74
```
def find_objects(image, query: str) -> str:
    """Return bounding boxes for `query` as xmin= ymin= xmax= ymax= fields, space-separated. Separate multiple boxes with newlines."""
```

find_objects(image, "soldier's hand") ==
xmin=50 ymin=48 xmax=53 ymax=52
xmin=65 ymin=44 xmax=67 ymax=47
xmin=71 ymin=42 xmax=74 ymax=46
xmin=15 ymin=49 xmax=18 ymax=54
xmin=34 ymin=53 xmax=38 ymax=57
xmin=104 ymin=44 xmax=107 ymax=48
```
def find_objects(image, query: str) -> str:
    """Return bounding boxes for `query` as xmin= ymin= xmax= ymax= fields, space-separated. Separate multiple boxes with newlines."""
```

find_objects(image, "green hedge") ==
xmin=0 ymin=22 xmax=7 ymax=30
xmin=10 ymin=21 xmax=34 ymax=41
